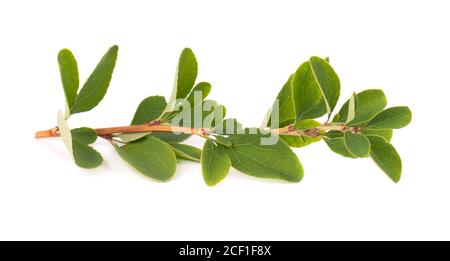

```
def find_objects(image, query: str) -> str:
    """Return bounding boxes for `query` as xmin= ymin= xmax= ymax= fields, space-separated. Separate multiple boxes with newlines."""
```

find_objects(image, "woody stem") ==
xmin=34 ymin=123 xmax=356 ymax=139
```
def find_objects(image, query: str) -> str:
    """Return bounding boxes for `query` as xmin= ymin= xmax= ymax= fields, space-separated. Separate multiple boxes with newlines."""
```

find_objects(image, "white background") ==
xmin=0 ymin=0 xmax=449 ymax=240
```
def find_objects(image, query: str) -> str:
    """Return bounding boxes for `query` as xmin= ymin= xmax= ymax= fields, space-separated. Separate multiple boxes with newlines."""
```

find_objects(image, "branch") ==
xmin=35 ymin=122 xmax=357 ymax=139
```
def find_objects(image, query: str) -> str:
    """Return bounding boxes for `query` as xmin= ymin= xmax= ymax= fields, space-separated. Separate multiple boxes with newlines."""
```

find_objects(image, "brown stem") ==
xmin=34 ymin=123 xmax=354 ymax=139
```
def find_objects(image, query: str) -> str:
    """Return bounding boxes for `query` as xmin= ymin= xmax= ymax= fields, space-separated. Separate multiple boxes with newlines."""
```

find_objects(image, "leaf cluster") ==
xmin=53 ymin=47 xmax=411 ymax=185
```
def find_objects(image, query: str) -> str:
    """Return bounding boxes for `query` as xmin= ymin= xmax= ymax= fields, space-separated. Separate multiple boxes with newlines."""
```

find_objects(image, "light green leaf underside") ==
xmin=58 ymin=49 xmax=79 ymax=108
xmin=169 ymin=143 xmax=201 ymax=162
xmin=344 ymin=132 xmax=370 ymax=158
xmin=346 ymin=92 xmax=357 ymax=123
xmin=70 ymin=45 xmax=118 ymax=114
xmin=223 ymin=132 xmax=303 ymax=182
xmin=57 ymin=111 xmax=73 ymax=154
xmin=202 ymin=139 xmax=231 ymax=186
xmin=115 ymin=131 xmax=191 ymax=143
xmin=368 ymin=136 xmax=402 ymax=182
xmin=114 ymin=132 xmax=150 ymax=143
xmin=114 ymin=136 xmax=177 ymax=181
xmin=57 ymin=112 xmax=102 ymax=168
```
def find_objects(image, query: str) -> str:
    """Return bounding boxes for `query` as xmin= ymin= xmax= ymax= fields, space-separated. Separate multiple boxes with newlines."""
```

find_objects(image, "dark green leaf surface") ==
xmin=334 ymin=89 xmax=386 ymax=125
xmin=72 ymin=139 xmax=103 ymax=169
xmin=131 ymin=96 xmax=167 ymax=125
xmin=323 ymin=137 xmax=356 ymax=158
xmin=71 ymin=127 xmax=97 ymax=144
xmin=344 ymin=132 xmax=370 ymax=158
xmin=70 ymin=45 xmax=118 ymax=114
xmin=368 ymin=136 xmax=402 ymax=182
xmin=223 ymin=132 xmax=303 ymax=182
xmin=185 ymin=82 xmax=211 ymax=107
xmin=114 ymin=136 xmax=177 ymax=181
xmin=269 ymin=75 xmax=296 ymax=127
xmin=362 ymin=129 xmax=393 ymax=142
xmin=169 ymin=143 xmax=201 ymax=162
xmin=58 ymin=49 xmax=79 ymax=108
xmin=292 ymin=61 xmax=327 ymax=121
xmin=309 ymin=56 xmax=340 ymax=115
xmin=214 ymin=135 xmax=232 ymax=147
xmin=176 ymin=48 xmax=198 ymax=99
xmin=367 ymin=106 xmax=412 ymax=129
xmin=57 ymin=112 xmax=102 ymax=169
xmin=202 ymin=139 xmax=231 ymax=186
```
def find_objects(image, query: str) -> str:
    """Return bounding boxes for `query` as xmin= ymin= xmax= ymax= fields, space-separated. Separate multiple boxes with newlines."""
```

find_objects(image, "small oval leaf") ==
xmin=223 ymin=132 xmax=304 ymax=182
xmin=344 ymin=132 xmax=370 ymax=158
xmin=114 ymin=136 xmax=177 ymax=181
xmin=70 ymin=45 xmax=119 ymax=114
xmin=367 ymin=106 xmax=412 ymax=129
xmin=368 ymin=136 xmax=402 ymax=182
xmin=58 ymin=49 xmax=79 ymax=109
xmin=202 ymin=139 xmax=231 ymax=186
xmin=169 ymin=143 xmax=201 ymax=162
xmin=131 ymin=96 xmax=167 ymax=125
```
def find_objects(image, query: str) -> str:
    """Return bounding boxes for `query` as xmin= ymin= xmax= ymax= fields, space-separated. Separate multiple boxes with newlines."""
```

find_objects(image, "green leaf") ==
xmin=362 ymin=129 xmax=393 ymax=142
xmin=114 ymin=136 xmax=177 ymax=181
xmin=309 ymin=56 xmax=341 ymax=116
xmin=71 ymin=127 xmax=97 ymax=144
xmin=366 ymin=106 xmax=412 ymax=129
xmin=114 ymin=131 xmax=191 ymax=143
xmin=214 ymin=135 xmax=232 ymax=147
xmin=223 ymin=132 xmax=303 ymax=182
xmin=58 ymin=49 xmax=79 ymax=109
xmin=70 ymin=45 xmax=119 ymax=114
xmin=344 ymin=132 xmax=370 ymax=158
xmin=175 ymin=48 xmax=198 ymax=100
xmin=368 ymin=136 xmax=402 ymax=182
xmin=323 ymin=136 xmax=356 ymax=158
xmin=148 ymin=132 xmax=191 ymax=143
xmin=113 ymin=132 xmax=150 ymax=143
xmin=131 ymin=96 xmax=167 ymax=125
xmin=334 ymin=89 xmax=387 ymax=125
xmin=202 ymin=139 xmax=231 ymax=186
xmin=292 ymin=61 xmax=327 ymax=121
xmin=72 ymin=139 xmax=103 ymax=169
xmin=185 ymin=82 xmax=211 ymax=107
xmin=57 ymin=111 xmax=73 ymax=154
xmin=346 ymin=92 xmax=357 ymax=123
xmin=57 ymin=112 xmax=102 ymax=169
xmin=208 ymin=105 xmax=226 ymax=128
xmin=169 ymin=143 xmax=201 ymax=162
xmin=268 ymin=75 xmax=296 ymax=127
